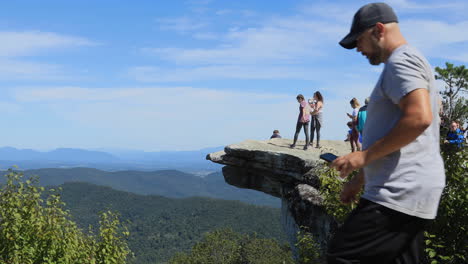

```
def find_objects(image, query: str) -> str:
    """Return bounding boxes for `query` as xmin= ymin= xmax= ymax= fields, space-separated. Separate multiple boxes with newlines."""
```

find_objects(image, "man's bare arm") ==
xmin=340 ymin=169 xmax=365 ymax=204
xmin=364 ymin=88 xmax=432 ymax=164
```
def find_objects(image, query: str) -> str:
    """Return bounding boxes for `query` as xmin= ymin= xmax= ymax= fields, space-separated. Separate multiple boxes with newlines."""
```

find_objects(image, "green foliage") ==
xmin=295 ymin=229 xmax=322 ymax=264
xmin=435 ymin=62 xmax=468 ymax=126
xmin=294 ymin=161 xmax=361 ymax=262
xmin=59 ymin=182 xmax=285 ymax=263
xmin=312 ymin=144 xmax=467 ymax=263
xmin=316 ymin=164 xmax=360 ymax=224
xmin=0 ymin=170 xmax=131 ymax=264
xmin=169 ymin=229 xmax=294 ymax=264
xmin=95 ymin=211 xmax=132 ymax=264
xmin=424 ymin=146 xmax=468 ymax=264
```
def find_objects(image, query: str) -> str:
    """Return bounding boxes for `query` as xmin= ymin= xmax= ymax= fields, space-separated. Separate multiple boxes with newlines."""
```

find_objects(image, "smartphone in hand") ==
xmin=319 ymin=153 xmax=338 ymax=163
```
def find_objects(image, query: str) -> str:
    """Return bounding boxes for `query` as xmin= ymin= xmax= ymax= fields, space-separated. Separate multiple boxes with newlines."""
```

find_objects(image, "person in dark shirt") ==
xmin=270 ymin=130 xmax=282 ymax=139
xmin=290 ymin=94 xmax=310 ymax=150
xmin=309 ymin=91 xmax=324 ymax=148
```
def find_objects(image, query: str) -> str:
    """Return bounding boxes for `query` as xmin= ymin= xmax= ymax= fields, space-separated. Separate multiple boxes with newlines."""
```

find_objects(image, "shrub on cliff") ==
xmin=169 ymin=228 xmax=294 ymax=264
xmin=0 ymin=170 xmax=131 ymax=264
xmin=424 ymin=146 xmax=467 ymax=264
xmin=309 ymin=146 xmax=468 ymax=264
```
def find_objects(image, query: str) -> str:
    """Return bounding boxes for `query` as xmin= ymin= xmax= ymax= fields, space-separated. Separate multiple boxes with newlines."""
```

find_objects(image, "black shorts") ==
xmin=327 ymin=199 xmax=428 ymax=264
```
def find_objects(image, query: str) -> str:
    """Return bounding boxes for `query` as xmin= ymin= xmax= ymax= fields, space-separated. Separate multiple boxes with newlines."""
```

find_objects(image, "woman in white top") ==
xmin=309 ymin=91 xmax=324 ymax=148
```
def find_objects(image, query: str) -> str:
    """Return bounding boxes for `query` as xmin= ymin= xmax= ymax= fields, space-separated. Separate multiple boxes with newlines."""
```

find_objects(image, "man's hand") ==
xmin=340 ymin=170 xmax=365 ymax=204
xmin=330 ymin=151 xmax=368 ymax=178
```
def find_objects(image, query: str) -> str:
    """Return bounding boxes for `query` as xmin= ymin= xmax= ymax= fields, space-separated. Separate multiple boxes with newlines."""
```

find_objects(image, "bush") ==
xmin=0 ymin=170 xmax=131 ymax=264
xmin=299 ymin=146 xmax=467 ymax=263
xmin=424 ymin=146 xmax=467 ymax=264
xmin=295 ymin=228 xmax=322 ymax=264
xmin=295 ymin=163 xmax=360 ymax=263
xmin=169 ymin=228 xmax=294 ymax=264
xmin=315 ymin=164 xmax=360 ymax=224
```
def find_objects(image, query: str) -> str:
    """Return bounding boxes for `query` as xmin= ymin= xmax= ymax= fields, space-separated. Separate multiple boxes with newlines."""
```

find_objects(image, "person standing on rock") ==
xmin=290 ymin=94 xmax=310 ymax=150
xmin=356 ymin=97 xmax=369 ymax=137
xmin=328 ymin=3 xmax=445 ymax=263
xmin=347 ymin=98 xmax=361 ymax=152
xmin=309 ymin=91 xmax=324 ymax=148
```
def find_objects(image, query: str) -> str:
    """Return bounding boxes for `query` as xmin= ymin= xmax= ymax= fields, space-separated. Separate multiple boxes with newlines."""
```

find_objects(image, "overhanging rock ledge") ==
xmin=206 ymin=138 xmax=350 ymax=258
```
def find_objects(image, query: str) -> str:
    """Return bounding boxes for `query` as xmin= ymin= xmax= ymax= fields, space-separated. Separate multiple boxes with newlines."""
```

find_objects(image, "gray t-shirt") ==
xmin=362 ymin=44 xmax=445 ymax=219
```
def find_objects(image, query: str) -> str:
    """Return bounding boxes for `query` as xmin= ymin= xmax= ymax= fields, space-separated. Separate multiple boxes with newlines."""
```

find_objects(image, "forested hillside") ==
xmin=0 ymin=168 xmax=279 ymax=207
xmin=58 ymin=182 xmax=286 ymax=263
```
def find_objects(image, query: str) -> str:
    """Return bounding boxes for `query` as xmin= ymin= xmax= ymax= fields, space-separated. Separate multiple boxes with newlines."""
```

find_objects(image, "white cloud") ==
xmin=192 ymin=32 xmax=218 ymax=40
xmin=186 ymin=0 xmax=212 ymax=5
xmin=157 ymin=17 xmax=207 ymax=33
xmin=137 ymin=0 xmax=468 ymax=84
xmin=386 ymin=0 xmax=466 ymax=11
xmin=127 ymin=65 xmax=329 ymax=82
xmin=445 ymin=52 xmax=468 ymax=63
xmin=0 ymin=31 xmax=97 ymax=80
xmin=402 ymin=20 xmax=468 ymax=61
xmin=147 ymin=18 xmax=345 ymax=65
xmin=215 ymin=9 xmax=232 ymax=16
xmin=404 ymin=20 xmax=468 ymax=45
xmin=0 ymin=60 xmax=68 ymax=81
xmin=298 ymin=3 xmax=356 ymax=23
xmin=0 ymin=31 xmax=97 ymax=57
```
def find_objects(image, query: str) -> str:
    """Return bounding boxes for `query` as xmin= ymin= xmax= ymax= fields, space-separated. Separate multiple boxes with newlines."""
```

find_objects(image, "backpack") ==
xmin=356 ymin=105 xmax=368 ymax=133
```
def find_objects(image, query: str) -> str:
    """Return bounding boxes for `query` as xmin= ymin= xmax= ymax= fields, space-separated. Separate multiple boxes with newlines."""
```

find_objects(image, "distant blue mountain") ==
xmin=0 ymin=146 xmax=223 ymax=172
xmin=101 ymin=147 xmax=223 ymax=162
xmin=0 ymin=147 xmax=118 ymax=162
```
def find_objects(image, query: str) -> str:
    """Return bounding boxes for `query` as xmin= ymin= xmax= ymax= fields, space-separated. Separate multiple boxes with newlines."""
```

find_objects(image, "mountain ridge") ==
xmin=1 ymin=167 xmax=279 ymax=207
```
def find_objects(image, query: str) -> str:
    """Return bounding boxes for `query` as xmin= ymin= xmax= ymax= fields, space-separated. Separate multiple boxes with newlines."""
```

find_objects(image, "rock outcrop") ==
xmin=207 ymin=138 xmax=350 ymax=258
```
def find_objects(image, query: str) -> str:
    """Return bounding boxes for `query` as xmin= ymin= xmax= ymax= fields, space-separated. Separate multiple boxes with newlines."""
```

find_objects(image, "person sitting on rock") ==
xmin=444 ymin=121 xmax=465 ymax=147
xmin=290 ymin=94 xmax=310 ymax=150
xmin=270 ymin=130 xmax=282 ymax=139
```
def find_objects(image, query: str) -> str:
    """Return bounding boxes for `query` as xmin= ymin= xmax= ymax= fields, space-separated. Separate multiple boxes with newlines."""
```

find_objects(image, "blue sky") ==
xmin=1 ymin=0 xmax=467 ymax=151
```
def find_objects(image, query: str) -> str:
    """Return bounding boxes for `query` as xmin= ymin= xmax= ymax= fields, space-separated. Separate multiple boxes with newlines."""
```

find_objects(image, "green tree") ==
xmin=424 ymin=147 xmax=468 ymax=264
xmin=0 ymin=170 xmax=131 ymax=264
xmin=435 ymin=62 xmax=468 ymax=127
xmin=169 ymin=229 xmax=294 ymax=264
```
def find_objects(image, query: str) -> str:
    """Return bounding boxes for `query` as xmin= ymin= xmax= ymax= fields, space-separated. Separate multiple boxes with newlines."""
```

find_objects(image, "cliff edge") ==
xmin=207 ymin=138 xmax=350 ymax=258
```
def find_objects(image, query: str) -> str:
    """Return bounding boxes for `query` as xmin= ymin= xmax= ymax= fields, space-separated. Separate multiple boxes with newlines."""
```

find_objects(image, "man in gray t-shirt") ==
xmin=327 ymin=3 xmax=445 ymax=263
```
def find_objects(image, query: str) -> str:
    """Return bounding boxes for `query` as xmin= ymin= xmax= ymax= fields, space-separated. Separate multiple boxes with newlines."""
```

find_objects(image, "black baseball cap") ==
xmin=339 ymin=2 xmax=398 ymax=49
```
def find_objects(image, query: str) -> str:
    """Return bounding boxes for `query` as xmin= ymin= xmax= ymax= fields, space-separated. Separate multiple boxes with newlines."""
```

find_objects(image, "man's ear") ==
xmin=374 ymin=22 xmax=385 ymax=38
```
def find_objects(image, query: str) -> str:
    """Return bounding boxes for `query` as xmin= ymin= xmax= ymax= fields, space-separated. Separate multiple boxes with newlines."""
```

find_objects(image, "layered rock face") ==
xmin=207 ymin=138 xmax=350 ymax=258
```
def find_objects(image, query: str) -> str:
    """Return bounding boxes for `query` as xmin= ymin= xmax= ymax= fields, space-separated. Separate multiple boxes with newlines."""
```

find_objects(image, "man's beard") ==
xmin=367 ymin=38 xmax=384 ymax=65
